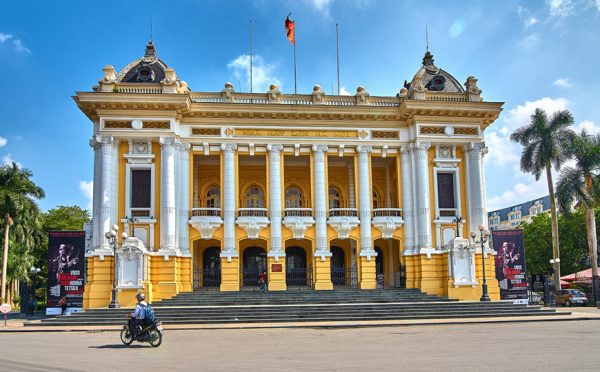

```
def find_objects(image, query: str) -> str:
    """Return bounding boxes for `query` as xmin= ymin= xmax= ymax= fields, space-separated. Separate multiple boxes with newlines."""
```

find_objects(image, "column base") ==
xmin=220 ymin=257 xmax=240 ymax=291
xmin=313 ymin=256 xmax=333 ymax=290
xmin=359 ymin=256 xmax=377 ymax=289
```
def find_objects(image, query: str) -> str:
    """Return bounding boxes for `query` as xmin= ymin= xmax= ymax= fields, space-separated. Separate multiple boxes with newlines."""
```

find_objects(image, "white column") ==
xmin=347 ymin=163 xmax=356 ymax=208
xmin=357 ymin=145 xmax=374 ymax=255
xmin=98 ymin=135 xmax=114 ymax=250
xmin=222 ymin=143 xmax=238 ymax=257
xmin=111 ymin=138 xmax=119 ymax=228
xmin=90 ymin=137 xmax=101 ymax=251
xmin=159 ymin=137 xmax=177 ymax=252
xmin=193 ymin=162 xmax=199 ymax=208
xmin=178 ymin=143 xmax=191 ymax=255
xmin=400 ymin=146 xmax=416 ymax=254
xmin=466 ymin=142 xmax=488 ymax=234
xmin=413 ymin=142 xmax=432 ymax=249
xmin=268 ymin=144 xmax=284 ymax=259
xmin=313 ymin=145 xmax=329 ymax=256
xmin=384 ymin=161 xmax=392 ymax=208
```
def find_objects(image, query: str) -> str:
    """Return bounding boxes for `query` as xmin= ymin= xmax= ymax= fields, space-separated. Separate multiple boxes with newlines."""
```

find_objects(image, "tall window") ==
xmin=437 ymin=173 xmax=456 ymax=209
xmin=329 ymin=187 xmax=342 ymax=209
xmin=372 ymin=190 xmax=381 ymax=209
xmin=245 ymin=185 xmax=264 ymax=208
xmin=285 ymin=187 xmax=303 ymax=208
xmin=206 ymin=186 xmax=220 ymax=208
xmin=130 ymin=169 xmax=151 ymax=209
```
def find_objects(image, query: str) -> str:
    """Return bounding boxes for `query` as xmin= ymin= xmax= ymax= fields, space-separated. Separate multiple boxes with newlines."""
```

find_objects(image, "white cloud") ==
xmin=449 ymin=19 xmax=466 ymax=38
xmin=501 ymin=97 xmax=569 ymax=134
xmin=596 ymin=0 xmax=600 ymax=11
xmin=0 ymin=136 xmax=6 ymax=148
xmin=518 ymin=33 xmax=540 ymax=48
xmin=487 ymin=178 xmax=549 ymax=212
xmin=553 ymin=78 xmax=572 ymax=87
xmin=79 ymin=180 xmax=93 ymax=211
xmin=13 ymin=39 xmax=30 ymax=54
xmin=227 ymin=54 xmax=281 ymax=93
xmin=2 ymin=153 xmax=22 ymax=168
xmin=548 ymin=0 xmax=576 ymax=17
xmin=517 ymin=6 xmax=527 ymax=17
xmin=524 ymin=17 xmax=539 ymax=29
xmin=339 ymin=86 xmax=350 ymax=96
xmin=484 ymin=131 xmax=519 ymax=167
xmin=308 ymin=0 xmax=335 ymax=18
xmin=575 ymin=120 xmax=600 ymax=134
xmin=0 ymin=33 xmax=12 ymax=43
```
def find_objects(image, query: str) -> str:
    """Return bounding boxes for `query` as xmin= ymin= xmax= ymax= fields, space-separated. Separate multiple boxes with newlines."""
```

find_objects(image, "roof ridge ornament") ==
xmin=143 ymin=39 xmax=158 ymax=62
xmin=422 ymin=50 xmax=438 ymax=73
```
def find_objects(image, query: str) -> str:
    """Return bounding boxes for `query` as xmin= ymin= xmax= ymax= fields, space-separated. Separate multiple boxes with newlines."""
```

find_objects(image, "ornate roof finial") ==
xmin=144 ymin=38 xmax=157 ymax=59
xmin=422 ymin=50 xmax=435 ymax=67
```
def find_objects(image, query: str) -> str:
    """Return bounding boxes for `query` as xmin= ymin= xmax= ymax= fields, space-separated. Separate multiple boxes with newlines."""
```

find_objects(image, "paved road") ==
xmin=2 ymin=321 xmax=600 ymax=371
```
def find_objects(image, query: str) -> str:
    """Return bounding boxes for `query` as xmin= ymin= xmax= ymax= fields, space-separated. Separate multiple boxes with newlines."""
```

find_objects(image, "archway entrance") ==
xmin=242 ymin=246 xmax=267 ymax=287
xmin=375 ymin=247 xmax=385 ymax=288
xmin=286 ymin=246 xmax=309 ymax=288
xmin=330 ymin=246 xmax=350 ymax=287
xmin=202 ymin=247 xmax=221 ymax=287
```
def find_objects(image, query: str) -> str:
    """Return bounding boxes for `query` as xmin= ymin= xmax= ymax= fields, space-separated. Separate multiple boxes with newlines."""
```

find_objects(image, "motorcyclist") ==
xmin=129 ymin=292 xmax=147 ymax=339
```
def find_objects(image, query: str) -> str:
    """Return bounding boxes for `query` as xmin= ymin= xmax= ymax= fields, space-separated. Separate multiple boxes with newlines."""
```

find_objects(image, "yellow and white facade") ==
xmin=76 ymin=41 xmax=503 ymax=308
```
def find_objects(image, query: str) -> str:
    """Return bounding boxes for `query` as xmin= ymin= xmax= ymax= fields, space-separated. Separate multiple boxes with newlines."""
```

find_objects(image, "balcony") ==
xmin=130 ymin=208 xmax=151 ymax=218
xmin=283 ymin=208 xmax=315 ymax=239
xmin=236 ymin=208 xmax=269 ymax=239
xmin=438 ymin=208 xmax=458 ymax=219
xmin=328 ymin=208 xmax=359 ymax=239
xmin=189 ymin=208 xmax=223 ymax=240
xmin=372 ymin=208 xmax=404 ymax=239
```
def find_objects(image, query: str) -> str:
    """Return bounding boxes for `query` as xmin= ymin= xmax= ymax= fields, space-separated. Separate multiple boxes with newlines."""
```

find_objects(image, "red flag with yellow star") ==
xmin=285 ymin=13 xmax=295 ymax=45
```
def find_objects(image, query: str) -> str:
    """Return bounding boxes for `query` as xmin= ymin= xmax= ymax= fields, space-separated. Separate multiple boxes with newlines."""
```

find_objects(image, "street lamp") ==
xmin=470 ymin=225 xmax=491 ymax=302
xmin=29 ymin=267 xmax=41 ymax=314
xmin=452 ymin=216 xmax=463 ymax=238
xmin=105 ymin=224 xmax=128 ymax=309
xmin=123 ymin=216 xmax=139 ymax=238
xmin=549 ymin=258 xmax=561 ymax=289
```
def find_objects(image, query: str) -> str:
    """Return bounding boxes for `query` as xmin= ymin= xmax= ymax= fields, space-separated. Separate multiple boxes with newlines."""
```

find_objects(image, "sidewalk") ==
xmin=2 ymin=306 xmax=600 ymax=333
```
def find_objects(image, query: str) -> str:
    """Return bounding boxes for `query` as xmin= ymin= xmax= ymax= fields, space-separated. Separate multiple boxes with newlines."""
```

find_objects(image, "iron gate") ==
xmin=331 ymin=267 xmax=358 ymax=288
xmin=193 ymin=267 xmax=221 ymax=289
xmin=286 ymin=267 xmax=313 ymax=289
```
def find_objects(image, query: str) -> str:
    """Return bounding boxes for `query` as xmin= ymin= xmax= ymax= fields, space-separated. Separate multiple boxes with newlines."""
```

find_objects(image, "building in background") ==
xmin=75 ymin=40 xmax=503 ymax=308
xmin=488 ymin=196 xmax=551 ymax=230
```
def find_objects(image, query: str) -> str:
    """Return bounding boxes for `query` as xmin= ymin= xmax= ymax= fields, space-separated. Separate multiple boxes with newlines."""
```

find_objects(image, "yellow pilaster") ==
xmin=267 ymin=257 xmax=287 ymax=291
xmin=404 ymin=255 xmax=418 ymax=289
xmin=313 ymin=257 xmax=333 ymax=290
xmin=150 ymin=256 xmax=181 ymax=301
xmin=359 ymin=256 xmax=377 ymax=289
xmin=83 ymin=256 xmax=113 ymax=309
xmin=220 ymin=257 xmax=240 ymax=291
xmin=417 ymin=254 xmax=446 ymax=296
xmin=178 ymin=256 xmax=193 ymax=292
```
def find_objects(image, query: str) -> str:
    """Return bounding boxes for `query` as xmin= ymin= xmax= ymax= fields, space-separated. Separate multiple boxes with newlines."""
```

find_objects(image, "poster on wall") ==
xmin=491 ymin=230 xmax=527 ymax=303
xmin=46 ymin=231 xmax=85 ymax=315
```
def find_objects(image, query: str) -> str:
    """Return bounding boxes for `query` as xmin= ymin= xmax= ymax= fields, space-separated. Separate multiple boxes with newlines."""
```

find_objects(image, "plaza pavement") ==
xmin=1 ymin=320 xmax=600 ymax=371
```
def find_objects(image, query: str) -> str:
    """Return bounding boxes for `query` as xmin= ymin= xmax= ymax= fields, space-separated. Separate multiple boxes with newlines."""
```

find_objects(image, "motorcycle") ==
xmin=120 ymin=316 xmax=164 ymax=347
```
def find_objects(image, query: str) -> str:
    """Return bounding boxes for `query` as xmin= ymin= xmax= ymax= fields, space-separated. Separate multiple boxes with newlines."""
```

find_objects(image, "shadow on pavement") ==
xmin=89 ymin=344 xmax=148 ymax=349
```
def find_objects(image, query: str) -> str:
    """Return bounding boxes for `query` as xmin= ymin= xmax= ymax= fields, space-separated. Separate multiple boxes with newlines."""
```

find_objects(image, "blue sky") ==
xmin=0 ymin=0 xmax=599 ymax=212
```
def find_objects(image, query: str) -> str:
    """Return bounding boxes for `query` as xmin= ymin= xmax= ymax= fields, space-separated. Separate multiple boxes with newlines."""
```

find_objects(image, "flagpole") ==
xmin=250 ymin=19 xmax=253 ymax=93
xmin=293 ymin=40 xmax=297 ymax=94
xmin=336 ymin=22 xmax=340 ymax=95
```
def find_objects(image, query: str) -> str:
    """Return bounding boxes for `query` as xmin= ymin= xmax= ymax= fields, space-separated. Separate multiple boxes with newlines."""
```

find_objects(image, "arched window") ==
xmin=285 ymin=187 xmax=303 ymax=208
xmin=328 ymin=186 xmax=342 ymax=209
xmin=206 ymin=186 xmax=220 ymax=208
xmin=245 ymin=185 xmax=264 ymax=208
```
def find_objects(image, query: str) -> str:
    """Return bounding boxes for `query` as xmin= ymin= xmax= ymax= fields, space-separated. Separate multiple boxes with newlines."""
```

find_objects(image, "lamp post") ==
xmin=470 ymin=225 xmax=491 ymax=302
xmin=452 ymin=216 xmax=463 ymax=238
xmin=29 ymin=267 xmax=41 ymax=315
xmin=549 ymin=258 xmax=560 ymax=289
xmin=105 ymin=224 xmax=128 ymax=309
xmin=124 ymin=216 xmax=139 ymax=238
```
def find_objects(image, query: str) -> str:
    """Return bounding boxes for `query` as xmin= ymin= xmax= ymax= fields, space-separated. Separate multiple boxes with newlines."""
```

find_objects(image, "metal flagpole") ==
xmin=293 ymin=35 xmax=297 ymax=94
xmin=250 ymin=19 xmax=253 ymax=93
xmin=336 ymin=22 xmax=340 ymax=95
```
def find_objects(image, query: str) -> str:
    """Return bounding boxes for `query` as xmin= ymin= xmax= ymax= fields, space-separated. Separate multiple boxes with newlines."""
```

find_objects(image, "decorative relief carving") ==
xmin=454 ymin=127 xmax=478 ymax=135
xmin=104 ymin=120 xmax=131 ymax=129
xmin=419 ymin=126 xmax=445 ymax=135
xmin=372 ymin=131 xmax=398 ymax=139
xmin=144 ymin=121 xmax=170 ymax=129
xmin=192 ymin=128 xmax=221 ymax=136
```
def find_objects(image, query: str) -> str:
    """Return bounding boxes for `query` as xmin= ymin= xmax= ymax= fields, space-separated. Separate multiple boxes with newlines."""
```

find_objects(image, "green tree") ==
xmin=0 ymin=162 xmax=45 ymax=302
xmin=510 ymin=108 xmax=575 ymax=290
xmin=556 ymin=130 xmax=600 ymax=305
xmin=42 ymin=205 xmax=90 ymax=232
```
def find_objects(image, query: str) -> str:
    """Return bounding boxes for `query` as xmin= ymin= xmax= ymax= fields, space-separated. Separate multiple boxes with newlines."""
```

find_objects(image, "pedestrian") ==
xmin=259 ymin=271 xmax=267 ymax=292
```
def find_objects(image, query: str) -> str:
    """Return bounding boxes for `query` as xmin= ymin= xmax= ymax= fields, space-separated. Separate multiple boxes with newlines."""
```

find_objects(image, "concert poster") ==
xmin=491 ymin=230 xmax=527 ymax=301
xmin=46 ymin=231 xmax=85 ymax=315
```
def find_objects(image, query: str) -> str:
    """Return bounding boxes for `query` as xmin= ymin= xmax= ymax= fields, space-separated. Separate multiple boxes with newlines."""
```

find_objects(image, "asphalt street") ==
xmin=2 ymin=320 xmax=600 ymax=371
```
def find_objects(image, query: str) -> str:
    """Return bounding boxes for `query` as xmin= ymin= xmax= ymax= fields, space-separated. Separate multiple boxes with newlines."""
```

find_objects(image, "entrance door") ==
xmin=243 ymin=247 xmax=267 ymax=286
xmin=202 ymin=247 xmax=221 ymax=287
xmin=375 ymin=247 xmax=385 ymax=288
xmin=286 ymin=247 xmax=307 ymax=287
xmin=330 ymin=246 xmax=346 ymax=286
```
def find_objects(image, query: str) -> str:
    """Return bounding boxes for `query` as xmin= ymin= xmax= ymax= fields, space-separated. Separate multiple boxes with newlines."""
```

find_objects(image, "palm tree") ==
xmin=555 ymin=130 xmax=600 ymax=306
xmin=0 ymin=162 xmax=45 ymax=302
xmin=510 ymin=108 xmax=574 ymax=291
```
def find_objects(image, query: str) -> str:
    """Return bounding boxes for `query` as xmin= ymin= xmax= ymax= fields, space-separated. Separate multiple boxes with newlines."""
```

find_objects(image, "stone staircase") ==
xmin=32 ymin=289 xmax=560 ymax=327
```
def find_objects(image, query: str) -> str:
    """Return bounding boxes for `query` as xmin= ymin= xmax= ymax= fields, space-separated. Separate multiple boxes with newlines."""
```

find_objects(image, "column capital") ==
xmin=220 ymin=143 xmax=237 ymax=153
xmin=412 ymin=141 xmax=431 ymax=152
xmin=159 ymin=136 xmax=177 ymax=147
xmin=267 ymin=144 xmax=284 ymax=153
xmin=176 ymin=142 xmax=191 ymax=152
xmin=356 ymin=145 xmax=373 ymax=154
xmin=466 ymin=142 xmax=488 ymax=154
xmin=312 ymin=144 xmax=328 ymax=153
xmin=94 ymin=135 xmax=115 ymax=146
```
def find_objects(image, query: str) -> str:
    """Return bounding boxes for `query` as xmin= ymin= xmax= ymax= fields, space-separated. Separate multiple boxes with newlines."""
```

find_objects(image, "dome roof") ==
xmin=117 ymin=40 xmax=169 ymax=84
xmin=405 ymin=51 xmax=465 ymax=93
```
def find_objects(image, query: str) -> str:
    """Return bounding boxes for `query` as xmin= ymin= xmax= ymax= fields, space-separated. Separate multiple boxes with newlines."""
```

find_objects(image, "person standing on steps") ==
xmin=259 ymin=271 xmax=267 ymax=292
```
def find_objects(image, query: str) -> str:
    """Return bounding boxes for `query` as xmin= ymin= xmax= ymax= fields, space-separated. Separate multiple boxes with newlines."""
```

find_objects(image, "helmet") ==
xmin=136 ymin=293 xmax=145 ymax=302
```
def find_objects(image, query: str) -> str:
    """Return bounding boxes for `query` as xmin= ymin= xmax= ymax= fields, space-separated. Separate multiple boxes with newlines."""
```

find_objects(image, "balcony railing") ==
xmin=439 ymin=208 xmax=458 ymax=218
xmin=191 ymin=208 xmax=221 ymax=217
xmin=190 ymin=92 xmax=400 ymax=107
xmin=373 ymin=208 xmax=403 ymax=218
xmin=285 ymin=208 xmax=313 ymax=217
xmin=329 ymin=208 xmax=358 ymax=218
xmin=130 ymin=208 xmax=151 ymax=218
xmin=238 ymin=208 xmax=268 ymax=217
